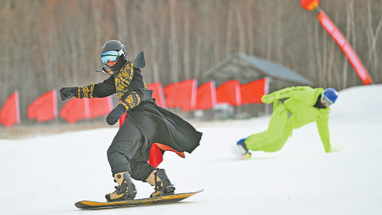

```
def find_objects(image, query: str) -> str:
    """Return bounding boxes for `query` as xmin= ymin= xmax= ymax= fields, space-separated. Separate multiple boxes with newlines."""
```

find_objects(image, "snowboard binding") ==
xmin=147 ymin=168 xmax=175 ymax=197
xmin=105 ymin=172 xmax=137 ymax=202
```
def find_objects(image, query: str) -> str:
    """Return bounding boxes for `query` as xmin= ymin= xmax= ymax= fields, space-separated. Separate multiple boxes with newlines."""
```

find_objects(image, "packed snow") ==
xmin=1 ymin=84 xmax=381 ymax=215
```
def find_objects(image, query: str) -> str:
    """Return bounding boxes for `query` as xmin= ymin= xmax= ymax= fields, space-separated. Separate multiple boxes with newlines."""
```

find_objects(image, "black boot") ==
xmin=105 ymin=172 xmax=137 ymax=202
xmin=146 ymin=169 xmax=175 ymax=197
xmin=237 ymin=138 xmax=251 ymax=159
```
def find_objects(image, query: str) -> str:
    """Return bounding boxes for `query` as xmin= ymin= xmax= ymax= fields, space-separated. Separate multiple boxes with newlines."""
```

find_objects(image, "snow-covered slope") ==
xmin=1 ymin=84 xmax=381 ymax=215
xmin=330 ymin=84 xmax=382 ymax=122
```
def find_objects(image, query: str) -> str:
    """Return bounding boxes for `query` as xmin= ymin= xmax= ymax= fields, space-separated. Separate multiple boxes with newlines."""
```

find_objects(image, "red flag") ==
xmin=195 ymin=81 xmax=217 ymax=110
xmin=59 ymin=98 xmax=89 ymax=124
xmin=0 ymin=91 xmax=20 ymax=128
xmin=163 ymin=79 xmax=197 ymax=111
xmin=27 ymin=90 xmax=57 ymax=122
xmin=147 ymin=82 xmax=167 ymax=108
xmin=88 ymin=97 xmax=113 ymax=119
xmin=241 ymin=79 xmax=268 ymax=104
xmin=318 ymin=11 xmax=372 ymax=85
xmin=216 ymin=80 xmax=241 ymax=106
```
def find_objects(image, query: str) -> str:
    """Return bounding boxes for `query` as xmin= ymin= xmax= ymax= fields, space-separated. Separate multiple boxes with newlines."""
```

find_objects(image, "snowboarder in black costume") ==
xmin=60 ymin=40 xmax=202 ymax=202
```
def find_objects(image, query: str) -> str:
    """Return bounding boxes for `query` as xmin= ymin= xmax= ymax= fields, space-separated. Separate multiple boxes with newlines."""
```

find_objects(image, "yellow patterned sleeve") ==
xmin=77 ymin=84 xmax=95 ymax=98
xmin=121 ymin=91 xmax=141 ymax=111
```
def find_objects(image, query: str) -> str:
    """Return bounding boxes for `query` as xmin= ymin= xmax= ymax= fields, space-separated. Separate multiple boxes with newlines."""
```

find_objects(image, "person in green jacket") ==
xmin=236 ymin=86 xmax=338 ymax=159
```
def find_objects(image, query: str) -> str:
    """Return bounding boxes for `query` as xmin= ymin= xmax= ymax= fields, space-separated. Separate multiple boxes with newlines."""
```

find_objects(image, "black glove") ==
xmin=60 ymin=87 xmax=78 ymax=101
xmin=106 ymin=104 xmax=127 ymax=125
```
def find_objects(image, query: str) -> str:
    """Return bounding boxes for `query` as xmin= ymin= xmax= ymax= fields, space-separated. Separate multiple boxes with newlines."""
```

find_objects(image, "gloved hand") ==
xmin=261 ymin=94 xmax=275 ymax=104
xmin=106 ymin=104 xmax=127 ymax=125
xmin=60 ymin=87 xmax=78 ymax=101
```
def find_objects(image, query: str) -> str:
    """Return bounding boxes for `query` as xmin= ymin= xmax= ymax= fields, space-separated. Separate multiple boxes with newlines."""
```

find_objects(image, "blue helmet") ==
xmin=321 ymin=88 xmax=338 ymax=107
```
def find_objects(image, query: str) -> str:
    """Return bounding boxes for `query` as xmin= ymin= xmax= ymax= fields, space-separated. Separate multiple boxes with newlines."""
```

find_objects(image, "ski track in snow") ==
xmin=1 ymin=85 xmax=382 ymax=215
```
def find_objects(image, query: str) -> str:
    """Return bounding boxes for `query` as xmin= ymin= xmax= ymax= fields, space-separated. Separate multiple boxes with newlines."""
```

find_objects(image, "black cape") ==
xmin=123 ymin=99 xmax=202 ymax=154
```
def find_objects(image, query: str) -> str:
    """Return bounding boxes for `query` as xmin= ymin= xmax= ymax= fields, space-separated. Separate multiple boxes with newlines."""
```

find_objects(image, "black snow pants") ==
xmin=107 ymin=99 xmax=202 ymax=182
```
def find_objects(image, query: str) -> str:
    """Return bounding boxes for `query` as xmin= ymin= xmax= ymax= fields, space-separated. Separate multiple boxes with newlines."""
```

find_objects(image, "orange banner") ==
xmin=318 ymin=11 xmax=372 ymax=85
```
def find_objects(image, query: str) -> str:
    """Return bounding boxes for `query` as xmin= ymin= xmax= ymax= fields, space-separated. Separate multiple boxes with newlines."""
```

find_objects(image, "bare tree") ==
xmin=366 ymin=0 xmax=382 ymax=82
xmin=2 ymin=0 xmax=382 ymax=126
xmin=182 ymin=1 xmax=191 ymax=80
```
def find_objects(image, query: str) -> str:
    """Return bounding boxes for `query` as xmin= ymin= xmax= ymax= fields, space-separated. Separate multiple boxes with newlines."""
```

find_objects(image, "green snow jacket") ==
xmin=262 ymin=86 xmax=332 ymax=152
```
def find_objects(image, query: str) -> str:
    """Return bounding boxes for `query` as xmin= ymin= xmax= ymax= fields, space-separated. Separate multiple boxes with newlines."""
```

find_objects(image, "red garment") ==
xmin=149 ymin=143 xmax=185 ymax=168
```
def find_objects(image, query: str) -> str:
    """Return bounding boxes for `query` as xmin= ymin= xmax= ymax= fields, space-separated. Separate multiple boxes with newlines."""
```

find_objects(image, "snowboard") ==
xmin=75 ymin=189 xmax=203 ymax=210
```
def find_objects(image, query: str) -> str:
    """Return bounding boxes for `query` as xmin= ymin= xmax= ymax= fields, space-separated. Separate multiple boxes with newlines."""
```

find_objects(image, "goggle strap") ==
xmin=118 ymin=49 xmax=124 ymax=56
xmin=102 ymin=49 xmax=123 ymax=57
xmin=96 ymin=67 xmax=109 ymax=75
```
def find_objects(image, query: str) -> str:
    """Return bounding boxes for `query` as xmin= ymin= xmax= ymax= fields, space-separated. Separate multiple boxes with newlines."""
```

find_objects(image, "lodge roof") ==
xmin=204 ymin=53 xmax=312 ymax=86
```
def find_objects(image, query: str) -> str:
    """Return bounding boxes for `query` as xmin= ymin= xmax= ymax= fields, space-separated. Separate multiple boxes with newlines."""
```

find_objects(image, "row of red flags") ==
xmin=0 ymin=78 xmax=268 ymax=128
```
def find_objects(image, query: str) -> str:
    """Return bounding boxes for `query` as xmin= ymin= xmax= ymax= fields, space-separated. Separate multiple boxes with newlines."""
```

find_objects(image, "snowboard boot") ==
xmin=146 ymin=169 xmax=175 ymax=197
xmin=105 ymin=171 xmax=137 ymax=202
xmin=237 ymin=138 xmax=251 ymax=159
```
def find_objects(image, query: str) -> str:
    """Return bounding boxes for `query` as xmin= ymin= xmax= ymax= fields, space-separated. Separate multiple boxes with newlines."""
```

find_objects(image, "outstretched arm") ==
xmin=262 ymin=87 xmax=295 ymax=104
xmin=316 ymin=115 xmax=331 ymax=153
xmin=261 ymin=86 xmax=313 ymax=104
xmin=77 ymin=76 xmax=116 ymax=98
xmin=60 ymin=76 xmax=116 ymax=101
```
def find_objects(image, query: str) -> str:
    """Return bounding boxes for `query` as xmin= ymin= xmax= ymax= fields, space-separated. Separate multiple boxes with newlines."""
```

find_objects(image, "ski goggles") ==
xmin=101 ymin=50 xmax=124 ymax=64
xmin=321 ymin=94 xmax=334 ymax=107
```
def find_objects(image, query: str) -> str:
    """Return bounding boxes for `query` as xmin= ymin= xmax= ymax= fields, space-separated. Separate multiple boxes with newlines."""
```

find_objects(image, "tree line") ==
xmin=1 ymin=0 xmax=381 ymax=123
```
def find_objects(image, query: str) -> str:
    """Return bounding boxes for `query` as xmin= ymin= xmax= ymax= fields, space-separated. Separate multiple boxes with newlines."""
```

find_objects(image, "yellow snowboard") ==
xmin=75 ymin=189 xmax=204 ymax=210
